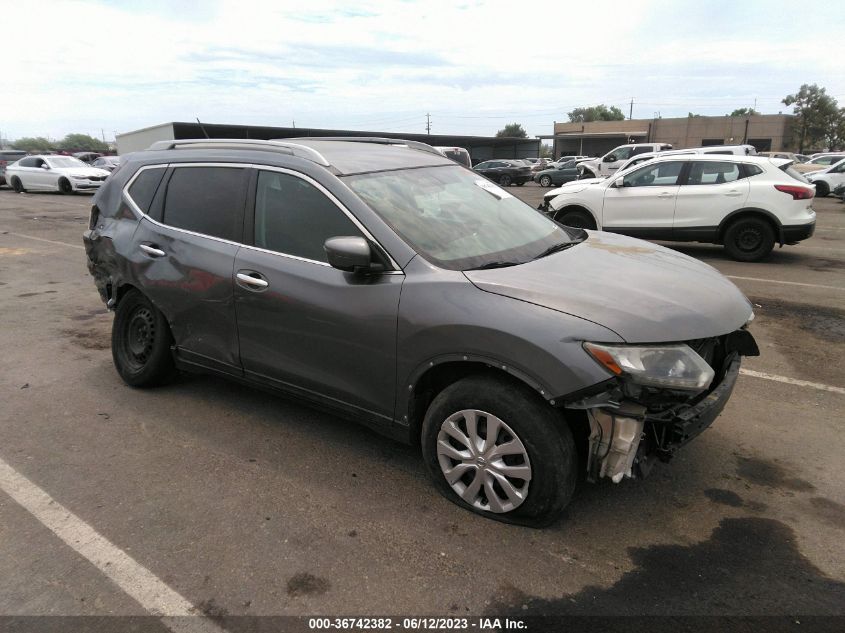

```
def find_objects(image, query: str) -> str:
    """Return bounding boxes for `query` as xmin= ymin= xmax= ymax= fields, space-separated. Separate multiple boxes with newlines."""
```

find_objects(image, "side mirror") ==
xmin=614 ymin=177 xmax=625 ymax=188
xmin=324 ymin=236 xmax=376 ymax=273
xmin=41 ymin=164 xmax=50 ymax=170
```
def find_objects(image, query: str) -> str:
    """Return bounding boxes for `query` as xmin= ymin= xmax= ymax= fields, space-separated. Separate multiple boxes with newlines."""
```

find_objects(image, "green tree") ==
xmin=729 ymin=108 xmax=759 ymax=117
xmin=687 ymin=112 xmax=703 ymax=118
xmin=783 ymin=84 xmax=841 ymax=152
xmin=11 ymin=136 xmax=55 ymax=152
xmin=539 ymin=143 xmax=552 ymax=158
xmin=495 ymin=123 xmax=528 ymax=138
xmin=59 ymin=133 xmax=109 ymax=152
xmin=567 ymin=105 xmax=626 ymax=123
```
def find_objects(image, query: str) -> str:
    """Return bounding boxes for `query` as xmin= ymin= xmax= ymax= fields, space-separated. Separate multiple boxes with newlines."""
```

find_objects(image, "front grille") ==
xmin=89 ymin=176 xmax=106 ymax=181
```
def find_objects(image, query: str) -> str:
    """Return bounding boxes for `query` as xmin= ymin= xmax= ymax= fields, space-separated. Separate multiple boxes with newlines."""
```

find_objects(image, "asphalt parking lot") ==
xmin=1 ymin=184 xmax=843 ymax=627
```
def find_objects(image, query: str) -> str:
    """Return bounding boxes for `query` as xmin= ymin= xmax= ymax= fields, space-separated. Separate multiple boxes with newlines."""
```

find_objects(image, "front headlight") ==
xmin=583 ymin=342 xmax=715 ymax=391
xmin=71 ymin=174 xmax=89 ymax=179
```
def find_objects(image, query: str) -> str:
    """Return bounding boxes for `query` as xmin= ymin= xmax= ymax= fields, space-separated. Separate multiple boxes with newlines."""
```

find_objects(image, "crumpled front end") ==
xmin=567 ymin=329 xmax=757 ymax=483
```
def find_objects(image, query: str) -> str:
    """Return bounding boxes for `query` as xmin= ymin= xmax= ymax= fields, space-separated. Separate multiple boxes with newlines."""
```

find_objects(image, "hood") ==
xmin=464 ymin=231 xmax=752 ymax=343
xmin=58 ymin=166 xmax=110 ymax=177
xmin=544 ymin=180 xmax=600 ymax=200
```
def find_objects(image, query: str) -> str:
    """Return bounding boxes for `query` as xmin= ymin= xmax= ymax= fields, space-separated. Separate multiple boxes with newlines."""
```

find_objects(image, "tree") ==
xmin=729 ymin=108 xmax=759 ymax=117
xmin=539 ymin=143 xmax=552 ymax=159
xmin=687 ymin=112 xmax=703 ymax=118
xmin=495 ymin=123 xmax=528 ymax=138
xmin=783 ymin=84 xmax=841 ymax=152
xmin=11 ymin=137 xmax=55 ymax=152
xmin=59 ymin=133 xmax=109 ymax=152
xmin=567 ymin=105 xmax=625 ymax=123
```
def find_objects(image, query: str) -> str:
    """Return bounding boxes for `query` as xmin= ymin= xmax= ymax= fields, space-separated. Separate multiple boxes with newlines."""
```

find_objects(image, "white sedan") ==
xmin=546 ymin=154 xmax=816 ymax=262
xmin=5 ymin=155 xmax=110 ymax=194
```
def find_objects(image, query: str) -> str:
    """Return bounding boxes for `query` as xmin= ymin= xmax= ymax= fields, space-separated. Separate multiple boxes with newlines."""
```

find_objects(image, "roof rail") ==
xmin=285 ymin=136 xmax=444 ymax=158
xmin=146 ymin=138 xmax=331 ymax=167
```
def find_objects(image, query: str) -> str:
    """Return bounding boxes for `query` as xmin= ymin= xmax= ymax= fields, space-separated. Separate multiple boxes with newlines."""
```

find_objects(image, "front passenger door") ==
xmin=234 ymin=168 xmax=403 ymax=423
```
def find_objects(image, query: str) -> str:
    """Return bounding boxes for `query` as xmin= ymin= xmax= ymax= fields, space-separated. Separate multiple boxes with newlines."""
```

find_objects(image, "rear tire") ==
xmin=539 ymin=175 xmax=552 ymax=187
xmin=58 ymin=178 xmax=73 ymax=194
xmin=421 ymin=375 xmax=577 ymax=527
xmin=555 ymin=209 xmax=596 ymax=230
xmin=11 ymin=177 xmax=24 ymax=193
xmin=112 ymin=289 xmax=176 ymax=387
xmin=723 ymin=216 xmax=775 ymax=262
xmin=499 ymin=175 xmax=512 ymax=186
xmin=814 ymin=181 xmax=829 ymax=197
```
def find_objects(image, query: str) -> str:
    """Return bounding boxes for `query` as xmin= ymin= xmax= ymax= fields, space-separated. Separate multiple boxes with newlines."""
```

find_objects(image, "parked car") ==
xmin=805 ymin=158 xmax=845 ymax=197
xmin=473 ymin=159 xmax=531 ymax=186
xmin=91 ymin=155 xmax=121 ymax=172
xmin=577 ymin=143 xmax=673 ymax=179
xmin=0 ymin=149 xmax=27 ymax=187
xmin=758 ymin=151 xmax=802 ymax=162
xmin=84 ymin=137 xmax=759 ymax=525
xmin=547 ymin=154 xmax=816 ymax=261
xmin=73 ymin=151 xmax=103 ymax=164
xmin=434 ymin=146 xmax=471 ymax=168
xmin=793 ymin=154 xmax=845 ymax=174
xmin=534 ymin=159 xmax=582 ymax=187
xmin=5 ymin=154 xmax=110 ymax=193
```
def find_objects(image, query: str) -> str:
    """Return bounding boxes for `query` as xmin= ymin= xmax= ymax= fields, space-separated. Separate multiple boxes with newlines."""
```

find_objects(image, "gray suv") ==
xmin=84 ymin=138 xmax=758 ymax=526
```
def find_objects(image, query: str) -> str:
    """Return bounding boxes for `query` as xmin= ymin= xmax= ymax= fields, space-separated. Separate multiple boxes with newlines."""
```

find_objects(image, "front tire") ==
xmin=814 ymin=181 xmax=829 ymax=197
xmin=555 ymin=209 xmax=596 ymax=230
xmin=723 ymin=216 xmax=775 ymax=262
xmin=421 ymin=375 xmax=577 ymax=526
xmin=112 ymin=289 xmax=176 ymax=387
xmin=58 ymin=178 xmax=73 ymax=194
xmin=539 ymin=175 xmax=552 ymax=187
xmin=499 ymin=175 xmax=512 ymax=187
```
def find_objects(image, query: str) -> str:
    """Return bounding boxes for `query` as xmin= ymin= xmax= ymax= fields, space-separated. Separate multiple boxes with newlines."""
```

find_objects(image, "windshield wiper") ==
xmin=468 ymin=261 xmax=521 ymax=270
xmin=532 ymin=241 xmax=576 ymax=260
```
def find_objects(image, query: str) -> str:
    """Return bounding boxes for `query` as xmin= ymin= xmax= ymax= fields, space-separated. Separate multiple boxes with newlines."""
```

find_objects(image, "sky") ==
xmin=3 ymin=0 xmax=844 ymax=143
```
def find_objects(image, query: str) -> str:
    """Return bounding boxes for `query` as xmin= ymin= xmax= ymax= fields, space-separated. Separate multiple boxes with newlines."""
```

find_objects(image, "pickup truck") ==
xmin=578 ymin=143 xmax=672 ymax=179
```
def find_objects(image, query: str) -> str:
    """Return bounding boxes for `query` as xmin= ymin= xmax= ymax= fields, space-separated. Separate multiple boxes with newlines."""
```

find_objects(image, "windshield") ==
xmin=345 ymin=165 xmax=584 ymax=270
xmin=46 ymin=156 xmax=87 ymax=168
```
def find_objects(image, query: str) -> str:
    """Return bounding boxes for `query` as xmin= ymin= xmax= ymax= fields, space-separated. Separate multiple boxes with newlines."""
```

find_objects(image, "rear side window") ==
xmin=743 ymin=164 xmax=764 ymax=177
xmin=687 ymin=161 xmax=741 ymax=185
xmin=254 ymin=171 xmax=363 ymax=263
xmin=127 ymin=167 xmax=166 ymax=213
xmin=162 ymin=167 xmax=246 ymax=242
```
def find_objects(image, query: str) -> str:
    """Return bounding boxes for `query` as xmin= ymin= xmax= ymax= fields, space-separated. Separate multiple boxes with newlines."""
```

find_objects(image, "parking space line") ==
xmin=727 ymin=275 xmax=845 ymax=291
xmin=0 ymin=456 xmax=224 ymax=633
xmin=1 ymin=232 xmax=84 ymax=250
xmin=740 ymin=369 xmax=845 ymax=395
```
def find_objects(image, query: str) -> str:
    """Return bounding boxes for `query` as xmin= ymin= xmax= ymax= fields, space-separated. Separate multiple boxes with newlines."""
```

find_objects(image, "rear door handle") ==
xmin=139 ymin=244 xmax=166 ymax=257
xmin=724 ymin=190 xmax=743 ymax=197
xmin=236 ymin=271 xmax=269 ymax=290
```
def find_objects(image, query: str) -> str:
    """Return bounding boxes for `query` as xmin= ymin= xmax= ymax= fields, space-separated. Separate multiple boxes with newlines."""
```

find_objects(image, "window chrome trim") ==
xmin=121 ymin=161 xmax=403 ymax=273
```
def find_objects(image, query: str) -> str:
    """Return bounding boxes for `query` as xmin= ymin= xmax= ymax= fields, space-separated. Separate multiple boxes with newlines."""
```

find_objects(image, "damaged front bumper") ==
xmin=572 ymin=343 xmax=746 ymax=484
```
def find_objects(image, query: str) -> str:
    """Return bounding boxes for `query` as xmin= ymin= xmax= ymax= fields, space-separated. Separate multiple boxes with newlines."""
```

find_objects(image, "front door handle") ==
xmin=657 ymin=191 xmax=674 ymax=198
xmin=139 ymin=244 xmax=166 ymax=257
xmin=236 ymin=271 xmax=269 ymax=290
xmin=724 ymin=190 xmax=743 ymax=197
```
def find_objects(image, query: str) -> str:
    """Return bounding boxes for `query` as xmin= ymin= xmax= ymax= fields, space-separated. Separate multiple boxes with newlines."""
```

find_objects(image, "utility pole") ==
xmin=425 ymin=113 xmax=431 ymax=135
xmin=629 ymin=98 xmax=634 ymax=120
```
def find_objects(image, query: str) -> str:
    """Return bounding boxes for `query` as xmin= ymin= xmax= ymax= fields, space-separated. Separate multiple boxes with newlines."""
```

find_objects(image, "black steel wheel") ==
xmin=723 ymin=217 xmax=775 ymax=262
xmin=112 ymin=289 xmax=176 ymax=387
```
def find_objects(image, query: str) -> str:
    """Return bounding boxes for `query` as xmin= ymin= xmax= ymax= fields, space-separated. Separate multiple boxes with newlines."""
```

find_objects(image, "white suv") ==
xmin=805 ymin=158 xmax=845 ymax=197
xmin=547 ymin=154 xmax=816 ymax=261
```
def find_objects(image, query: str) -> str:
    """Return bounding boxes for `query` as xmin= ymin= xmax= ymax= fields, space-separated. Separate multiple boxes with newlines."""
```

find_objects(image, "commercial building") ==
xmin=540 ymin=114 xmax=795 ymax=158
xmin=115 ymin=122 xmax=540 ymax=162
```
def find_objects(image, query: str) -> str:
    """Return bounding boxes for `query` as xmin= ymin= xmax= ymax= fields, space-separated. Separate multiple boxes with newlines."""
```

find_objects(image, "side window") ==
xmin=254 ymin=170 xmax=363 ymax=263
xmin=687 ymin=161 xmax=741 ymax=185
xmin=623 ymin=161 xmax=683 ymax=187
xmin=162 ymin=167 xmax=246 ymax=241
xmin=18 ymin=157 xmax=36 ymax=167
xmin=831 ymin=160 xmax=845 ymax=173
xmin=610 ymin=147 xmax=634 ymax=161
xmin=630 ymin=146 xmax=653 ymax=157
xmin=127 ymin=167 xmax=167 ymax=213
xmin=476 ymin=162 xmax=490 ymax=169
xmin=743 ymin=164 xmax=764 ymax=177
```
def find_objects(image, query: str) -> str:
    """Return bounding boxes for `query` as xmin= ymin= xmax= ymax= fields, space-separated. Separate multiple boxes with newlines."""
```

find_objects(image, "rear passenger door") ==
xmin=131 ymin=164 xmax=248 ymax=375
xmin=673 ymin=161 xmax=750 ymax=237
xmin=233 ymin=167 xmax=403 ymax=424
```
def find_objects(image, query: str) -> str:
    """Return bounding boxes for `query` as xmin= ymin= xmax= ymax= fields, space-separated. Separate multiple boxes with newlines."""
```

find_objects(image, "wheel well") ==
xmin=553 ymin=205 xmax=597 ymax=229
xmin=113 ymin=282 xmax=138 ymax=307
xmin=407 ymin=361 xmax=576 ymax=448
xmin=718 ymin=209 xmax=781 ymax=244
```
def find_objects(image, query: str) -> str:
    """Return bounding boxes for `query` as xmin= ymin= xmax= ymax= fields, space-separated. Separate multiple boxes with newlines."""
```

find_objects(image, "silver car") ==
xmin=84 ymin=137 xmax=758 ymax=526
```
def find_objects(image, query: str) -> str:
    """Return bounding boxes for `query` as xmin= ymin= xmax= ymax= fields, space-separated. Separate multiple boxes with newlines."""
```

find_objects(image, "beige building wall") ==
xmin=552 ymin=114 xmax=794 ymax=153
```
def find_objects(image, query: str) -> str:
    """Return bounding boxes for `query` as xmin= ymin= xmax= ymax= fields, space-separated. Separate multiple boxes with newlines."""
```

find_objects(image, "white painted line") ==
xmin=1 ymin=231 xmax=84 ymax=250
xmin=0 ymin=456 xmax=224 ymax=633
xmin=739 ymin=369 xmax=845 ymax=395
xmin=727 ymin=275 xmax=845 ymax=291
